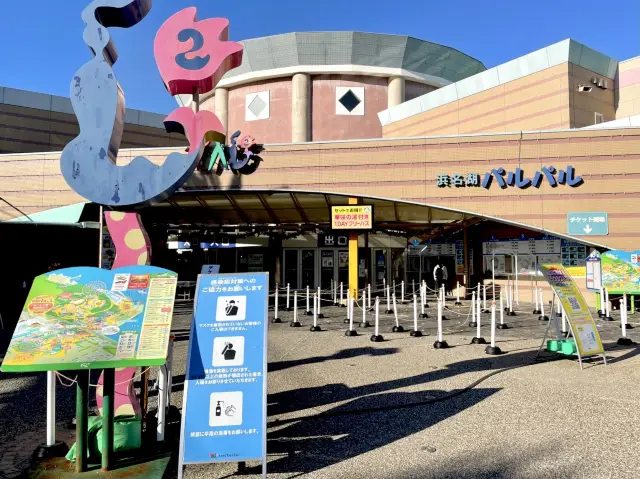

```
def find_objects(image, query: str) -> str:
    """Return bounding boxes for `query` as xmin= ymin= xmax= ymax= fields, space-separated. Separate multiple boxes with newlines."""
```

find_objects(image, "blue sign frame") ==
xmin=567 ymin=212 xmax=609 ymax=236
xmin=178 ymin=273 xmax=268 ymax=476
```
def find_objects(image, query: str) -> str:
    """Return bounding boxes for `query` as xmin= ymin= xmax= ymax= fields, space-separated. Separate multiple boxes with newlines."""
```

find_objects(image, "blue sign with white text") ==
xmin=180 ymin=273 xmax=268 ymax=465
xmin=567 ymin=213 xmax=609 ymax=236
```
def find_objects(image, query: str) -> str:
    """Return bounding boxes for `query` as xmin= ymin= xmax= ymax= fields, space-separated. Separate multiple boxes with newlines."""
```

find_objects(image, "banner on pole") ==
xmin=539 ymin=264 xmax=604 ymax=356
xmin=179 ymin=272 xmax=268 ymax=470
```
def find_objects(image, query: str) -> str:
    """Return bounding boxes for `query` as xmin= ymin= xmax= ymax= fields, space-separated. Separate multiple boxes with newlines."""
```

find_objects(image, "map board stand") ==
xmin=535 ymin=265 xmax=607 ymax=369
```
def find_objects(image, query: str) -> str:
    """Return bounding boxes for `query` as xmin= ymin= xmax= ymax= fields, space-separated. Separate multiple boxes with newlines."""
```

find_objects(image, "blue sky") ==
xmin=0 ymin=0 xmax=638 ymax=113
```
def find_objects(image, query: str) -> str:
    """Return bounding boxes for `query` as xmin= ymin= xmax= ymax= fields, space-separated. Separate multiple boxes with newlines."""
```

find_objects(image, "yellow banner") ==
xmin=331 ymin=205 xmax=373 ymax=230
xmin=539 ymin=264 xmax=604 ymax=356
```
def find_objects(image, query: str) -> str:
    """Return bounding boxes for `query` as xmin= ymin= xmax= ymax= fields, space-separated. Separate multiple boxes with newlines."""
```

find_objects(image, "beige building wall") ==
xmin=3 ymin=127 xmax=640 ymax=252
xmin=569 ymin=64 xmax=616 ymax=127
xmin=616 ymin=57 xmax=640 ymax=118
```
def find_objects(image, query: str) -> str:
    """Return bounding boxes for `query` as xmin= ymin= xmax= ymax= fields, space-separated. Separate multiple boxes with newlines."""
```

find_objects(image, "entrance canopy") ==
xmin=144 ymin=191 xmax=482 ymax=238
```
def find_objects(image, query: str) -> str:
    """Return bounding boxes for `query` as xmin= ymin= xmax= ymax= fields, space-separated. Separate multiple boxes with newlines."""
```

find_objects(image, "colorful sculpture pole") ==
xmin=60 ymin=1 xmax=245 ymax=472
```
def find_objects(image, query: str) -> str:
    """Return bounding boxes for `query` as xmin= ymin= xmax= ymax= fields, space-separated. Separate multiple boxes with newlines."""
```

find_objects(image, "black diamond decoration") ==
xmin=339 ymin=89 xmax=361 ymax=112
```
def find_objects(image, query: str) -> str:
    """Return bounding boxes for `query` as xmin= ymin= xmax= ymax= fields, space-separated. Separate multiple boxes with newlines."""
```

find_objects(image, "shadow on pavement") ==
xmin=268 ymin=346 xmax=399 ymax=373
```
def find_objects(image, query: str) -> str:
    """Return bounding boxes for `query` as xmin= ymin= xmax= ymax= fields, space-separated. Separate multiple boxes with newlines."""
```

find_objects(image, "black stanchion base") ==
xmin=497 ymin=323 xmax=510 ymax=329
xmin=318 ymin=313 xmax=325 ymax=319
xmin=538 ymin=315 xmax=549 ymax=321
xmin=290 ymin=321 xmax=302 ymax=328
xmin=433 ymin=340 xmax=449 ymax=349
xmin=33 ymin=441 xmax=68 ymax=460
xmin=392 ymin=325 xmax=405 ymax=332
xmin=562 ymin=330 xmax=570 ymax=338
xmin=604 ymin=316 xmax=615 ymax=321
xmin=469 ymin=321 xmax=477 ymax=328
xmin=532 ymin=309 xmax=541 ymax=315
xmin=345 ymin=329 xmax=358 ymax=337
xmin=425 ymin=304 xmax=430 ymax=309
xmin=310 ymin=325 xmax=322 ymax=332
xmin=272 ymin=318 xmax=282 ymax=323
xmin=304 ymin=311 xmax=313 ymax=316
xmin=597 ymin=309 xmax=603 ymax=316
xmin=504 ymin=307 xmax=510 ymax=312
xmin=442 ymin=315 xmax=449 ymax=321
xmin=555 ymin=312 xmax=562 ymax=318
xmin=359 ymin=321 xmax=371 ymax=328
xmin=420 ymin=313 xmax=429 ymax=318
xmin=471 ymin=337 xmax=487 ymax=344
xmin=485 ymin=345 xmax=503 ymax=355
xmin=508 ymin=311 xmax=517 ymax=316
xmin=482 ymin=309 xmax=491 ymax=314
xmin=409 ymin=330 xmax=423 ymax=337
xmin=385 ymin=310 xmax=394 ymax=314
xmin=621 ymin=323 xmax=634 ymax=329
xmin=343 ymin=318 xmax=350 ymax=323
xmin=455 ymin=301 xmax=462 ymax=306
xmin=340 ymin=304 xmax=347 ymax=308
xmin=617 ymin=337 xmax=634 ymax=346
xmin=370 ymin=334 xmax=384 ymax=342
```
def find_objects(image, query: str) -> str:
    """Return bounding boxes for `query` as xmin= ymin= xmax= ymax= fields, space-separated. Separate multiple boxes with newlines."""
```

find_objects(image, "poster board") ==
xmin=179 ymin=272 xmax=268 ymax=473
xmin=585 ymin=251 xmax=602 ymax=291
xmin=1 ymin=266 xmax=178 ymax=372
xmin=539 ymin=264 xmax=604 ymax=357
xmin=601 ymin=250 xmax=640 ymax=294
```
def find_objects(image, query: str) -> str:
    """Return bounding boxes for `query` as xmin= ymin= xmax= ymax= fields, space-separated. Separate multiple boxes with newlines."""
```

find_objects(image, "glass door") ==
xmin=337 ymin=250 xmax=349 ymax=289
xmin=374 ymin=249 xmax=387 ymax=289
xmin=319 ymin=249 xmax=335 ymax=290
xmin=284 ymin=249 xmax=299 ymax=289
xmin=301 ymin=249 xmax=316 ymax=289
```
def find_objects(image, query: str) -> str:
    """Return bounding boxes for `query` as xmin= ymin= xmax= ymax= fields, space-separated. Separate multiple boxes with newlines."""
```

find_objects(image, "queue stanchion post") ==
xmin=497 ymin=290 xmax=509 ymax=329
xmin=471 ymin=294 xmax=487 ymax=344
xmin=345 ymin=296 xmax=358 ymax=336
xmin=455 ymin=281 xmax=462 ymax=306
xmin=604 ymin=289 xmax=614 ymax=321
xmin=423 ymin=281 xmax=430 ymax=308
xmin=420 ymin=285 xmax=429 ymax=318
xmin=333 ymin=280 xmax=338 ymax=306
xmin=310 ymin=294 xmax=321 ymax=331
xmin=392 ymin=294 xmax=404 ymax=332
xmin=538 ymin=288 xmax=549 ymax=321
xmin=433 ymin=298 xmax=449 ymax=349
xmin=343 ymin=288 xmax=350 ymax=323
xmin=482 ymin=284 xmax=489 ymax=313
xmin=412 ymin=280 xmax=416 ymax=297
xmin=532 ymin=284 xmax=541 ymax=314
xmin=370 ymin=297 xmax=384 ymax=342
xmin=305 ymin=286 xmax=312 ymax=316
xmin=360 ymin=290 xmax=371 ymax=328
xmin=470 ymin=291 xmax=477 ymax=327
xmin=340 ymin=282 xmax=345 ymax=308
xmin=385 ymin=285 xmax=393 ymax=314
xmin=622 ymin=293 xmax=634 ymax=330
xmin=440 ymin=285 xmax=448 ymax=320
xmin=485 ymin=302 xmax=502 ymax=355
xmin=272 ymin=284 xmax=282 ymax=323
xmin=410 ymin=294 xmax=423 ymax=337
xmin=290 ymin=291 xmax=301 ymax=327
xmin=401 ymin=281 xmax=405 ymax=303
xmin=561 ymin=306 xmax=568 ymax=337
xmin=618 ymin=294 xmax=634 ymax=345
xmin=367 ymin=284 xmax=372 ymax=309
xmin=555 ymin=292 xmax=562 ymax=318
xmin=508 ymin=284 xmax=516 ymax=316
xmin=598 ymin=286 xmax=605 ymax=317
xmin=286 ymin=283 xmax=291 ymax=311
xmin=317 ymin=286 xmax=324 ymax=318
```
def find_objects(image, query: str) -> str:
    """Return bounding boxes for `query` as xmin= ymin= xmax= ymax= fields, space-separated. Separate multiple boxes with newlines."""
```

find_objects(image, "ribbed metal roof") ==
xmin=224 ymin=32 xmax=486 ymax=83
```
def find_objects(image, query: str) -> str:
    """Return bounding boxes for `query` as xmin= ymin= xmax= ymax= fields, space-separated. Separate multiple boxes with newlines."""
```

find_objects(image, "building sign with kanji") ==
xmin=436 ymin=166 xmax=583 ymax=189
xmin=331 ymin=205 xmax=373 ymax=230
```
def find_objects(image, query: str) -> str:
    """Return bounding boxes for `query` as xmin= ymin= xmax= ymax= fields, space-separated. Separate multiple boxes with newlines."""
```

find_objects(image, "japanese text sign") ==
xmin=179 ymin=273 xmax=268 ymax=468
xmin=567 ymin=213 xmax=609 ymax=236
xmin=585 ymin=251 xmax=602 ymax=291
xmin=539 ymin=264 xmax=604 ymax=356
xmin=331 ymin=205 xmax=373 ymax=230
xmin=436 ymin=165 xmax=582 ymax=190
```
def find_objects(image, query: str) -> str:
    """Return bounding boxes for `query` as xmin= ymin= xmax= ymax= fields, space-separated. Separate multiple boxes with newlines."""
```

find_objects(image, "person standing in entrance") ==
xmin=433 ymin=261 xmax=448 ymax=293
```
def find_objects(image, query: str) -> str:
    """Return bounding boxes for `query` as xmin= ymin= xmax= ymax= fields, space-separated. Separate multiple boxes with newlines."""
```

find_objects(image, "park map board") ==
xmin=1 ymin=266 xmax=178 ymax=372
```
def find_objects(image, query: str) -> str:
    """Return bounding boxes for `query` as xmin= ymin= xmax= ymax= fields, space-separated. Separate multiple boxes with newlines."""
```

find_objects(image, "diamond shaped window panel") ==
xmin=339 ymin=90 xmax=361 ymax=112
xmin=248 ymin=95 xmax=267 ymax=117
xmin=336 ymin=86 xmax=365 ymax=116
xmin=245 ymin=91 xmax=270 ymax=121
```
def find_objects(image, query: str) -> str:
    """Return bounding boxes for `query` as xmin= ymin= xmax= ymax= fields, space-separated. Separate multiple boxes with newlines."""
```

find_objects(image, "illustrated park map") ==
xmin=1 ymin=266 xmax=178 ymax=372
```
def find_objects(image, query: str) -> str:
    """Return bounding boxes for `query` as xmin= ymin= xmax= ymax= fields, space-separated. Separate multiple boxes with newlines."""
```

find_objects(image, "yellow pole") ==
xmin=348 ymin=198 xmax=359 ymax=300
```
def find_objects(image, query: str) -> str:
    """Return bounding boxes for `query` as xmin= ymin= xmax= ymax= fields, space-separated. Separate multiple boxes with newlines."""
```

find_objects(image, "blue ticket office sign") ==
xmin=178 ymin=273 xmax=268 ymax=478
